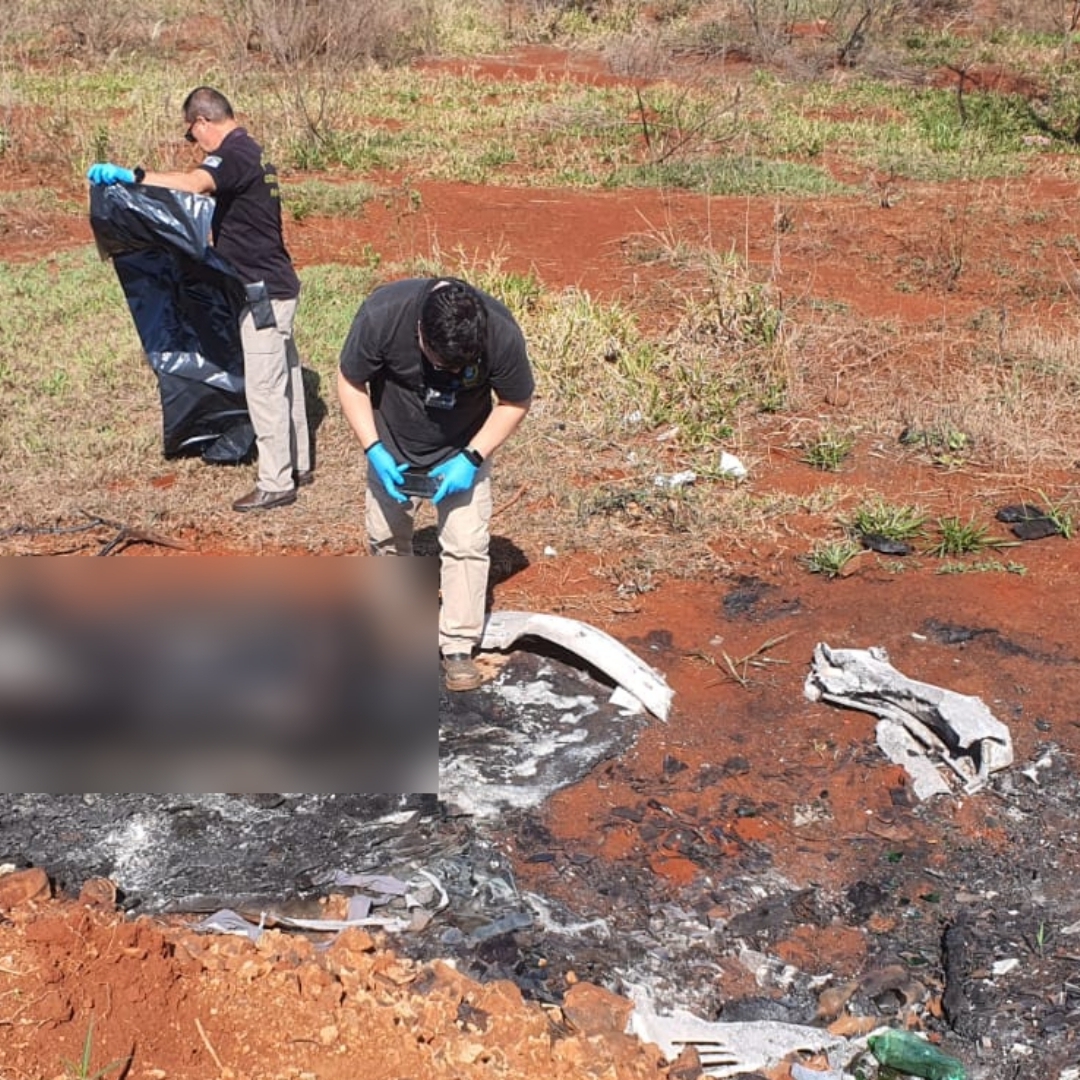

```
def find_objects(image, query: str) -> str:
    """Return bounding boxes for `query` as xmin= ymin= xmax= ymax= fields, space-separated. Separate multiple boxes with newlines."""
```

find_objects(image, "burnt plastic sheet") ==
xmin=89 ymin=183 xmax=255 ymax=463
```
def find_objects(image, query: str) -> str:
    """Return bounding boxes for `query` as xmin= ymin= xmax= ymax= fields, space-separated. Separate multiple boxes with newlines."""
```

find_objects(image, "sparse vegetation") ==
xmin=61 ymin=1020 xmax=131 ymax=1080
xmin=899 ymin=422 xmax=972 ymax=467
xmin=936 ymin=558 xmax=1028 ymax=575
xmin=800 ymin=538 xmax=862 ymax=578
xmin=801 ymin=431 xmax=855 ymax=472
xmin=1036 ymin=490 xmax=1076 ymax=539
xmin=926 ymin=515 xmax=1014 ymax=557
xmin=283 ymin=180 xmax=378 ymax=222
xmin=845 ymin=497 xmax=928 ymax=543
xmin=3 ymin=0 xmax=1080 ymax=575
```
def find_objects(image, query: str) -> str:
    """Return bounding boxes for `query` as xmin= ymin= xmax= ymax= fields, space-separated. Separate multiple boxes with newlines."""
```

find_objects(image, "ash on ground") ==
xmin=1 ymin=656 xmax=1078 ymax=1079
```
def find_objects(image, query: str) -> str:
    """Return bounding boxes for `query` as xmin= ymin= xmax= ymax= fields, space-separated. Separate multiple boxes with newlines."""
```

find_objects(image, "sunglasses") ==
xmin=417 ymin=323 xmax=474 ymax=373
xmin=184 ymin=118 xmax=200 ymax=144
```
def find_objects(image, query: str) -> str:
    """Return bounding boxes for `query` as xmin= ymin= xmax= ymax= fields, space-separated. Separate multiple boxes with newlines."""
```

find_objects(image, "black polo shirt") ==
xmin=197 ymin=127 xmax=300 ymax=299
xmin=339 ymin=278 xmax=535 ymax=469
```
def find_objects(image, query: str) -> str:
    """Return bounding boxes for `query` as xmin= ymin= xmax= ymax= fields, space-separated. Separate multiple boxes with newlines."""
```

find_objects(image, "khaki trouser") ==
xmin=239 ymin=298 xmax=311 ymax=493
xmin=365 ymin=460 xmax=493 ymax=656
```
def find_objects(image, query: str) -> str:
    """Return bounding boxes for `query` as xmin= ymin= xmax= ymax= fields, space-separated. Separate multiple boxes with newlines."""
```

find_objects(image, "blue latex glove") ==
xmin=430 ymin=452 xmax=479 ymax=505
xmin=87 ymin=162 xmax=136 ymax=185
xmin=366 ymin=441 xmax=409 ymax=503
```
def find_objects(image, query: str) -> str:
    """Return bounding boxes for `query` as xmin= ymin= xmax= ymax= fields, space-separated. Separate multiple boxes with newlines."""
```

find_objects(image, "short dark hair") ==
xmin=419 ymin=279 xmax=487 ymax=371
xmin=182 ymin=87 xmax=235 ymax=124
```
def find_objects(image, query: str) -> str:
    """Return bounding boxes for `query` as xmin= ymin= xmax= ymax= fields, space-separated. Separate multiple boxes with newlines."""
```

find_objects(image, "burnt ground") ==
xmin=2 ymin=552 xmax=1080 ymax=1080
xmin=4 ymin=33 xmax=1080 ymax=1080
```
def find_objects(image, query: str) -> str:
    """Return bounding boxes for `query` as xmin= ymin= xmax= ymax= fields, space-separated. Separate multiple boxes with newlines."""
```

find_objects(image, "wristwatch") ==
xmin=462 ymin=446 xmax=484 ymax=467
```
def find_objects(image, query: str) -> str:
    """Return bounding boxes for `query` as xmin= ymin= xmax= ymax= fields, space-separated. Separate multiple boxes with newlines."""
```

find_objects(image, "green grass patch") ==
xmin=845 ymin=497 xmax=928 ymax=542
xmin=283 ymin=180 xmax=379 ymax=223
xmin=1035 ymin=491 xmax=1076 ymax=539
xmin=936 ymin=559 xmax=1028 ymax=576
xmin=926 ymin=516 xmax=1015 ymax=557
xmin=609 ymin=156 xmax=848 ymax=196
xmin=800 ymin=539 xmax=862 ymax=579
xmin=0 ymin=247 xmax=160 ymax=477
xmin=8 ymin=41 xmax=1070 ymax=192
xmin=801 ymin=431 xmax=855 ymax=472
xmin=293 ymin=263 xmax=387 ymax=371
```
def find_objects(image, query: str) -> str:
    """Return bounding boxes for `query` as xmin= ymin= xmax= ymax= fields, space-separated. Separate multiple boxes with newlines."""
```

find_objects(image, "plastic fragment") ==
xmin=868 ymin=1029 xmax=966 ymax=1080
xmin=718 ymin=452 xmax=748 ymax=480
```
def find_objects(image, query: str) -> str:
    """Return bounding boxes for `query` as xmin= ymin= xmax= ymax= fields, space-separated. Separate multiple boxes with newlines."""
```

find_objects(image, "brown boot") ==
xmin=442 ymin=653 xmax=483 ymax=692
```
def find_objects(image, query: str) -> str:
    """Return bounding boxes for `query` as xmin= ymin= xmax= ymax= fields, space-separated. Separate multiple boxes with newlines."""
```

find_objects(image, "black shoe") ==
xmin=295 ymin=470 xmax=314 ymax=488
xmin=232 ymin=486 xmax=297 ymax=512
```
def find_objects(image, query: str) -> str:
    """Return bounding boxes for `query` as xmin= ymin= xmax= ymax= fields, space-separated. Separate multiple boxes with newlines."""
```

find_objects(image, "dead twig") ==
xmin=493 ymin=482 xmax=528 ymax=518
xmin=633 ymin=84 xmax=741 ymax=168
xmin=0 ymin=991 xmax=52 ymax=1027
xmin=0 ymin=520 xmax=102 ymax=540
xmin=645 ymin=798 xmax=711 ymax=847
xmin=688 ymin=633 xmax=793 ymax=688
xmin=634 ymin=86 xmax=652 ymax=159
xmin=194 ymin=1017 xmax=225 ymax=1072
xmin=76 ymin=510 xmax=189 ymax=557
xmin=97 ymin=525 xmax=189 ymax=557
xmin=1 ymin=514 xmax=189 ymax=556
xmin=945 ymin=63 xmax=972 ymax=125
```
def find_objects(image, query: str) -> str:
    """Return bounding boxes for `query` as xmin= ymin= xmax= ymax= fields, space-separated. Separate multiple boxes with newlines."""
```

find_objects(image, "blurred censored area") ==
xmin=0 ymin=558 xmax=437 ymax=792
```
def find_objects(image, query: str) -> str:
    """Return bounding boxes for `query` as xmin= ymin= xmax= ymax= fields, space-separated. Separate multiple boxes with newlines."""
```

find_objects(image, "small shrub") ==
xmin=898 ymin=423 xmax=971 ymax=466
xmin=222 ymin=0 xmax=433 ymax=151
xmin=62 ymin=1019 xmax=131 ymax=1080
xmin=223 ymin=0 xmax=428 ymax=66
xmin=800 ymin=539 xmax=862 ymax=578
xmin=1036 ymin=490 xmax=1076 ymax=539
xmin=846 ymin=497 xmax=928 ymax=542
xmin=802 ymin=431 xmax=854 ymax=471
xmin=284 ymin=180 xmax=377 ymax=222
xmin=926 ymin=515 xmax=1011 ymax=556
xmin=47 ymin=0 xmax=149 ymax=56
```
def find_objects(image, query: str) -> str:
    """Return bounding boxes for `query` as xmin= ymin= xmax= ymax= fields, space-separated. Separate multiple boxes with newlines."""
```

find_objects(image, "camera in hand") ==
xmin=399 ymin=470 xmax=440 ymax=499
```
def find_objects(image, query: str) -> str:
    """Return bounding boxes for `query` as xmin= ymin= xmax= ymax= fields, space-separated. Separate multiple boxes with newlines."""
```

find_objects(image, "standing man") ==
xmin=87 ymin=86 xmax=311 ymax=512
xmin=337 ymin=278 xmax=534 ymax=692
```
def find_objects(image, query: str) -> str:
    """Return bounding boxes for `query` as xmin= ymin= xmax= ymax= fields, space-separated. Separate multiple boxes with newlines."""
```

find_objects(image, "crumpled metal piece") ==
xmin=189 ymin=869 xmax=448 ymax=941
xmin=804 ymin=643 xmax=1013 ymax=797
xmin=480 ymin=611 xmax=673 ymax=721
xmin=625 ymin=982 xmax=851 ymax=1078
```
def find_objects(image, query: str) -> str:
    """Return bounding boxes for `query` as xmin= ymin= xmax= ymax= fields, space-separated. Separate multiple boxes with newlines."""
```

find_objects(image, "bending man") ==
xmin=337 ymin=277 xmax=534 ymax=691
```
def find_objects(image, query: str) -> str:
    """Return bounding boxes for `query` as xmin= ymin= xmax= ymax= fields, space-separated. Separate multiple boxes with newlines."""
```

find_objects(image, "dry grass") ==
xmin=4 ymin=1 xmax=1080 ymax=579
xmin=842 ymin=318 xmax=1080 ymax=474
xmin=7 ymin=212 xmax=1077 ymax=574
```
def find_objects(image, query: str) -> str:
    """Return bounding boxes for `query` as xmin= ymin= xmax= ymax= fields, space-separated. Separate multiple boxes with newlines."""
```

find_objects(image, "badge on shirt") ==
xmin=203 ymin=155 xmax=222 ymax=168
xmin=459 ymin=364 xmax=482 ymax=388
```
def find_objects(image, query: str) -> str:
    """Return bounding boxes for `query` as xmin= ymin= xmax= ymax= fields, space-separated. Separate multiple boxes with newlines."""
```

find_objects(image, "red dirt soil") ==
xmin=4 ymin=42 xmax=1080 ymax=1080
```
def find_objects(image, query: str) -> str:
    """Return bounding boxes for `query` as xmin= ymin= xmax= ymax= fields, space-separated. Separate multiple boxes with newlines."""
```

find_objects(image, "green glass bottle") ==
xmin=868 ymin=1030 xmax=966 ymax=1080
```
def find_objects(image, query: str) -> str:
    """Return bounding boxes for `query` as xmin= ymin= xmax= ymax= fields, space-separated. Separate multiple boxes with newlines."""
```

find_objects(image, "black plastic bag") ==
xmin=89 ymin=183 xmax=255 ymax=463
